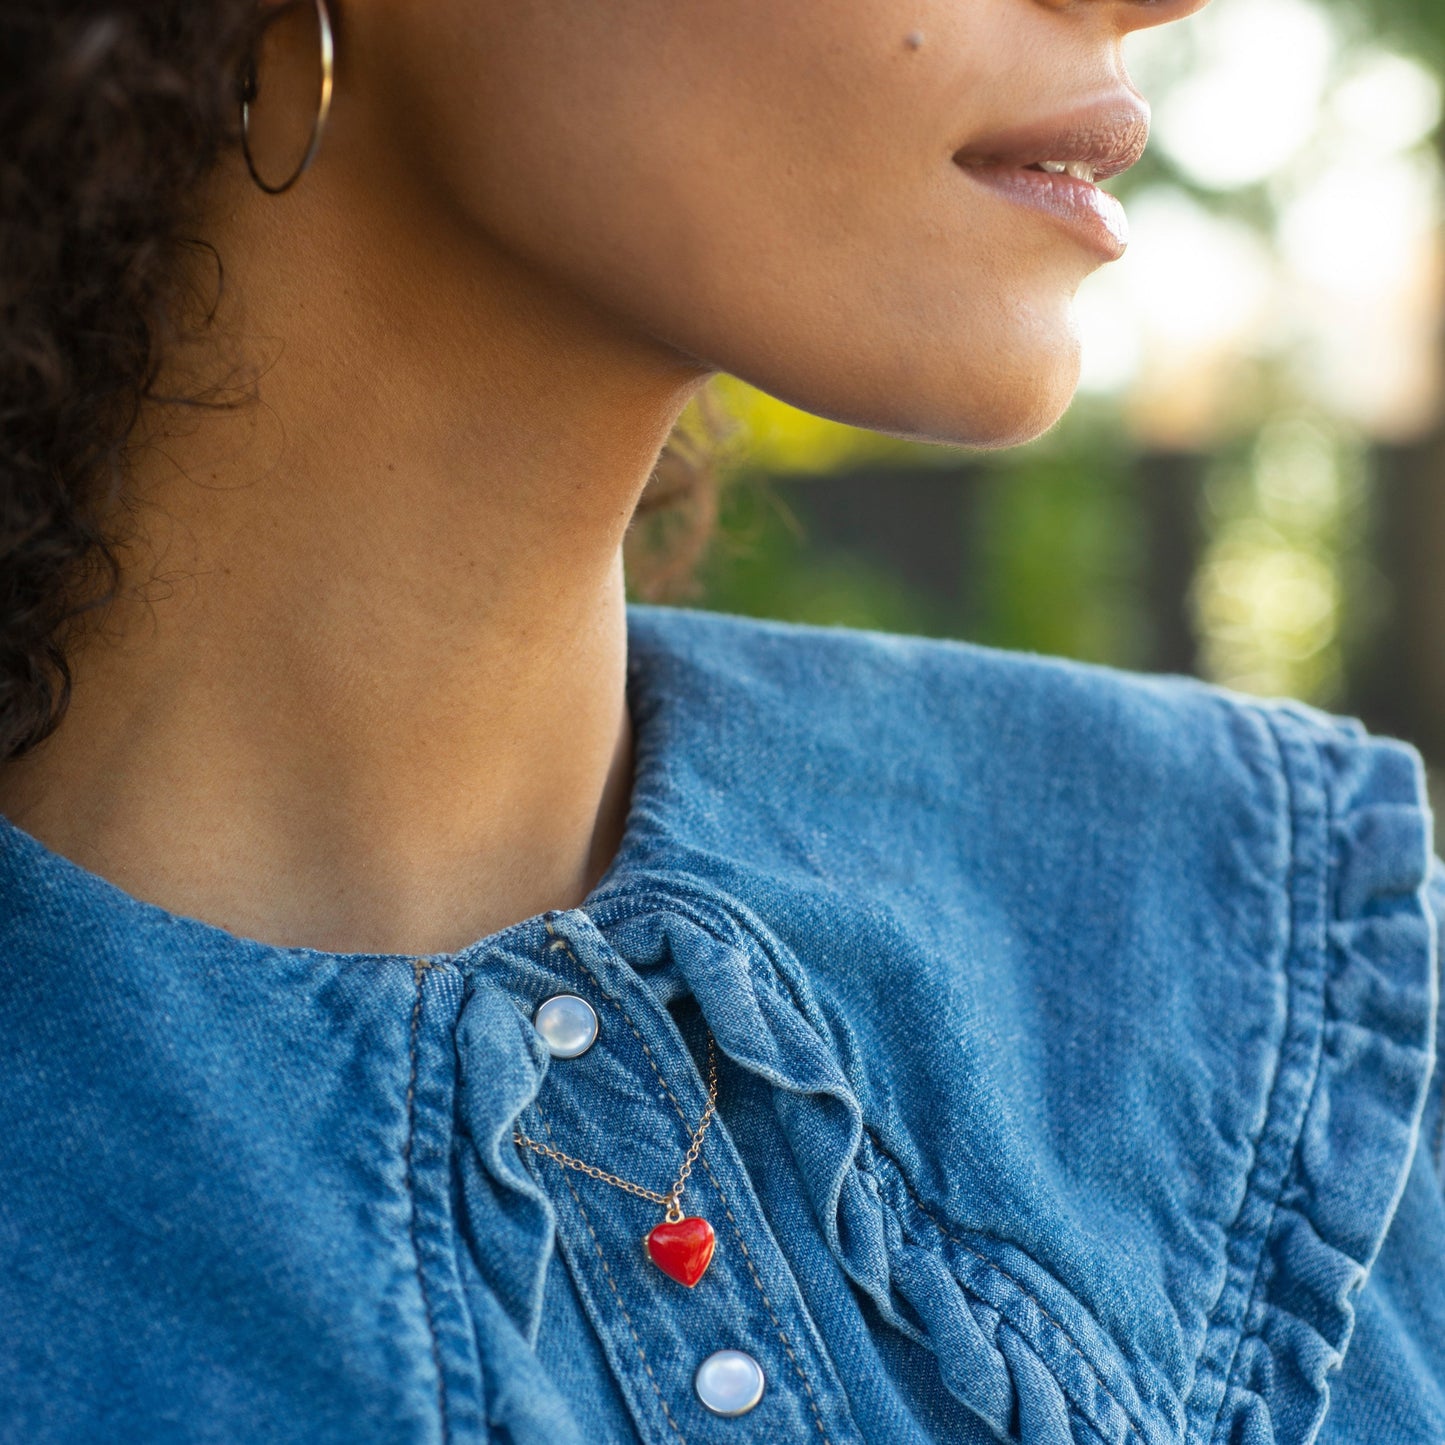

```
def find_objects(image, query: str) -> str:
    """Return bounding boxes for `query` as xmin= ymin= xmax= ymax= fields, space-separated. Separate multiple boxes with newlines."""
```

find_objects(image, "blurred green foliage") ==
xmin=1346 ymin=0 xmax=1445 ymax=69
xmin=693 ymin=397 xmax=1148 ymax=664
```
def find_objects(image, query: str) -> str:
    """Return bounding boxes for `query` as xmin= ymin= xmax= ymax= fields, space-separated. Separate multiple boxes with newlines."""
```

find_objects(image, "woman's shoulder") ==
xmin=625 ymin=603 xmax=1444 ymax=1443
xmin=626 ymin=602 xmax=1429 ymax=895
xmin=628 ymin=597 xmax=1417 ymax=754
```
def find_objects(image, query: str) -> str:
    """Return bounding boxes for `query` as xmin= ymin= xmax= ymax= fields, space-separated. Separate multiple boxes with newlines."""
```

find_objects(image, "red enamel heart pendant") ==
xmin=645 ymin=1215 xmax=716 ymax=1287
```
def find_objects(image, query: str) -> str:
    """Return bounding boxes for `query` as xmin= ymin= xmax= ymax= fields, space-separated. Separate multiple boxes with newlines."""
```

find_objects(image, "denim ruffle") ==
xmin=1182 ymin=708 xmax=1438 ymax=1444
xmin=594 ymin=701 xmax=1438 ymax=1445
xmin=594 ymin=886 xmax=1163 ymax=1442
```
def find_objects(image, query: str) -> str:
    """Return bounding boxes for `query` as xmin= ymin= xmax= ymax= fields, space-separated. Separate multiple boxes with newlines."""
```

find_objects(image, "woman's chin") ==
xmin=961 ymin=367 xmax=1082 ymax=450
xmin=799 ymin=345 xmax=1083 ymax=453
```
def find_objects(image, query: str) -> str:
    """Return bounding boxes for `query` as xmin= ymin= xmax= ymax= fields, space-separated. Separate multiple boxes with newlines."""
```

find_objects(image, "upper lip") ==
xmin=952 ymin=93 xmax=1151 ymax=182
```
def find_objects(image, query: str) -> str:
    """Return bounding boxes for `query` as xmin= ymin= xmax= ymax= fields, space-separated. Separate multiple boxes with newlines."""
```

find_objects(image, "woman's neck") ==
xmin=0 ymin=151 xmax=710 ymax=955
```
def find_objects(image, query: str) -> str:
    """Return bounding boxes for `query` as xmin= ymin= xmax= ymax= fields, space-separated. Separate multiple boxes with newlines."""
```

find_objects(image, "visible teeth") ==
xmin=1035 ymin=159 xmax=1097 ymax=182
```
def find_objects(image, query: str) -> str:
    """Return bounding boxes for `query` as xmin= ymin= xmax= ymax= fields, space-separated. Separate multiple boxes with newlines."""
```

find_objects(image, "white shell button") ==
xmin=532 ymin=994 xmax=598 ymax=1059
xmin=694 ymin=1350 xmax=765 ymax=1418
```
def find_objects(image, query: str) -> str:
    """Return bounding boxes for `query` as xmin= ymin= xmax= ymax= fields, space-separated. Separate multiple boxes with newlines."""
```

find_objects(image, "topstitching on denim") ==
xmin=528 ymin=1099 xmax=689 ymax=1445
xmin=538 ymin=919 xmax=836 ymax=1444
xmin=405 ymin=957 xmax=452 ymax=1445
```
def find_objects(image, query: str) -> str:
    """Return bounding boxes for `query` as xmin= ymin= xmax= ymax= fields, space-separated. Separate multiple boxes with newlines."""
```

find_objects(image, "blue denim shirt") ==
xmin=2 ymin=604 xmax=1441 ymax=1444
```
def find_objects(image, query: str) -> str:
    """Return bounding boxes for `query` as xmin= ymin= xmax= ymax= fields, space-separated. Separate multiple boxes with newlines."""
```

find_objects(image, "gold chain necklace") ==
xmin=513 ymin=1029 xmax=721 ymax=1287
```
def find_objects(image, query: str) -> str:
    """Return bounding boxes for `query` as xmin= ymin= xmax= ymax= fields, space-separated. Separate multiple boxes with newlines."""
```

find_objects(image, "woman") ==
xmin=1 ymin=0 xmax=1440 ymax=1441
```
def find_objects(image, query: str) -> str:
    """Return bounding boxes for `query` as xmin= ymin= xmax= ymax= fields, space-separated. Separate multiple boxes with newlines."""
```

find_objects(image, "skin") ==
xmin=0 ymin=0 xmax=1210 ymax=955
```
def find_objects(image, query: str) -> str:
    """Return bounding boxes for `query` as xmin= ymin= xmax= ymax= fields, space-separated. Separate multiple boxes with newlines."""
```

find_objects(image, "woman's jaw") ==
xmin=339 ymin=0 xmax=1209 ymax=449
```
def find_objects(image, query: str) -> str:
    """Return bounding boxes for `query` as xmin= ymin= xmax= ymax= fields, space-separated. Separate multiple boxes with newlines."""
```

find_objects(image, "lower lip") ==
xmin=953 ymin=163 xmax=1129 ymax=261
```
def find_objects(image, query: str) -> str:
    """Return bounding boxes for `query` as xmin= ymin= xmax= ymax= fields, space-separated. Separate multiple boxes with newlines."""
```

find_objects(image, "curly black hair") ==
xmin=0 ymin=1 xmax=732 ymax=764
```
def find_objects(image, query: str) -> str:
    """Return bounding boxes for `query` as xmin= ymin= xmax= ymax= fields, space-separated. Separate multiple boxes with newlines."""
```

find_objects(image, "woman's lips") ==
xmin=949 ymin=95 xmax=1146 ymax=263
xmin=954 ymin=161 xmax=1129 ymax=262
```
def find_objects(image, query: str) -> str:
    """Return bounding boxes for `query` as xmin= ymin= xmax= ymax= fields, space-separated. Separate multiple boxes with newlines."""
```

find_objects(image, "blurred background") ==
xmin=633 ymin=0 xmax=1445 ymax=803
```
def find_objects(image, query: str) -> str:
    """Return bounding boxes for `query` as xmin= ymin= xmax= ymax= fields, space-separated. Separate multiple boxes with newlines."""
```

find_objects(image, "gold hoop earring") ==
xmin=239 ymin=0 xmax=335 ymax=195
